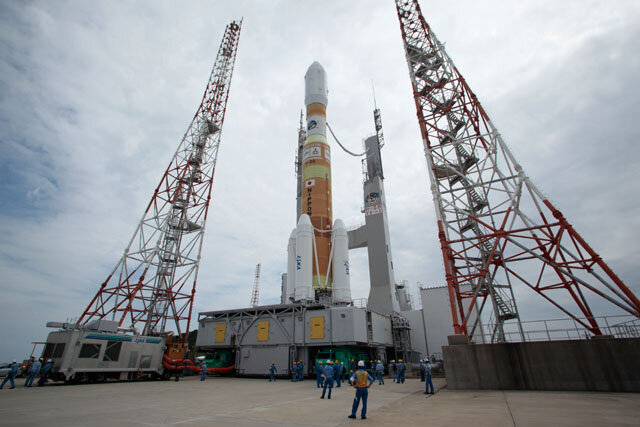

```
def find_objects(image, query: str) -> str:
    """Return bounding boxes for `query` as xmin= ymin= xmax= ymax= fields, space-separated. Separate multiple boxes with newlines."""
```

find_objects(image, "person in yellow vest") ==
xmin=348 ymin=360 xmax=374 ymax=420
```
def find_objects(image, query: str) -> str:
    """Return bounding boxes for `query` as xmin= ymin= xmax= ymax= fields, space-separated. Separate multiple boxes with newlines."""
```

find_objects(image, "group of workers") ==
xmin=290 ymin=360 xmax=305 ymax=381
xmin=0 ymin=357 xmax=54 ymax=390
xmin=265 ymin=356 xmax=436 ymax=419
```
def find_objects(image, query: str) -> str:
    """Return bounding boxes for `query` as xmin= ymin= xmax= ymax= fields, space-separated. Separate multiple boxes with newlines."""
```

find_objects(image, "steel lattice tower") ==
xmin=250 ymin=263 xmax=261 ymax=307
xmin=79 ymin=20 xmax=242 ymax=341
xmin=394 ymin=0 xmax=640 ymax=342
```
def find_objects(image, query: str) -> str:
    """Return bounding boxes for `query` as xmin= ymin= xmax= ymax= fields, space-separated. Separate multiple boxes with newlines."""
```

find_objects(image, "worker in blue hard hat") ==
xmin=269 ymin=362 xmax=277 ymax=382
xmin=316 ymin=360 xmax=324 ymax=388
xmin=320 ymin=360 xmax=334 ymax=399
xmin=348 ymin=360 xmax=374 ymax=420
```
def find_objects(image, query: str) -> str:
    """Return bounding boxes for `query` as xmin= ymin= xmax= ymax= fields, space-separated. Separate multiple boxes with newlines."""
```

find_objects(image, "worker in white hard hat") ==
xmin=0 ymin=360 xmax=19 ymax=389
xmin=396 ymin=359 xmax=406 ymax=384
xmin=37 ymin=359 xmax=54 ymax=386
xmin=348 ymin=360 xmax=374 ymax=420
xmin=320 ymin=360 xmax=334 ymax=399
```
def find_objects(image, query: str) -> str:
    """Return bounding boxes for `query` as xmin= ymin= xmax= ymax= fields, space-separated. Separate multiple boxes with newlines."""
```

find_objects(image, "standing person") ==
xmin=291 ymin=361 xmax=298 ymax=382
xmin=340 ymin=362 xmax=346 ymax=382
xmin=348 ymin=361 xmax=374 ymax=420
xmin=375 ymin=360 xmax=384 ymax=385
xmin=24 ymin=358 xmax=41 ymax=387
xmin=269 ymin=362 xmax=277 ymax=382
xmin=419 ymin=360 xmax=426 ymax=382
xmin=37 ymin=360 xmax=53 ymax=386
xmin=298 ymin=360 xmax=304 ymax=381
xmin=320 ymin=360 xmax=334 ymax=399
xmin=200 ymin=361 xmax=207 ymax=381
xmin=349 ymin=359 xmax=356 ymax=376
xmin=423 ymin=360 xmax=434 ymax=394
xmin=390 ymin=360 xmax=397 ymax=383
xmin=334 ymin=360 xmax=341 ymax=387
xmin=316 ymin=360 xmax=323 ymax=388
xmin=0 ymin=360 xmax=19 ymax=389
xmin=396 ymin=359 xmax=405 ymax=384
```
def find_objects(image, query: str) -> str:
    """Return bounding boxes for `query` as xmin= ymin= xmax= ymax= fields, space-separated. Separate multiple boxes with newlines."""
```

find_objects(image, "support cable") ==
xmin=326 ymin=122 xmax=366 ymax=157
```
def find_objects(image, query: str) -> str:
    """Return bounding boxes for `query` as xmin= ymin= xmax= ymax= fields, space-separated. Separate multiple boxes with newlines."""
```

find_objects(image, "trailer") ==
xmin=42 ymin=319 xmax=169 ymax=384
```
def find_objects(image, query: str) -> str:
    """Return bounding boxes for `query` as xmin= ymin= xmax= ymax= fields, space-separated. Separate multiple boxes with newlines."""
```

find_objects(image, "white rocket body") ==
xmin=286 ymin=63 xmax=351 ymax=305
xmin=331 ymin=219 xmax=351 ymax=304
xmin=294 ymin=214 xmax=314 ymax=301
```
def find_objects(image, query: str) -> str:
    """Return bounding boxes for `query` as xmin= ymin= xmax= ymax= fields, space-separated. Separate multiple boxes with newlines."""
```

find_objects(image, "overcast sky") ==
xmin=1 ymin=0 xmax=639 ymax=362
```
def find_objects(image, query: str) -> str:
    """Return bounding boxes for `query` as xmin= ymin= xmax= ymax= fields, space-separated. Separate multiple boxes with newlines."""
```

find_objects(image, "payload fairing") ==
xmin=286 ymin=62 xmax=351 ymax=304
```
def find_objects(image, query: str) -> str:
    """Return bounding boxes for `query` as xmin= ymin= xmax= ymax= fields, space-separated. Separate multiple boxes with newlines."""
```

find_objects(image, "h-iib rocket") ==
xmin=286 ymin=62 xmax=351 ymax=304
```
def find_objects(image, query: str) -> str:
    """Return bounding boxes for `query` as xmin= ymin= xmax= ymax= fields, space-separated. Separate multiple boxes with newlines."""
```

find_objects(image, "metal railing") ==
xmin=480 ymin=315 xmax=640 ymax=343
xmin=352 ymin=298 xmax=368 ymax=308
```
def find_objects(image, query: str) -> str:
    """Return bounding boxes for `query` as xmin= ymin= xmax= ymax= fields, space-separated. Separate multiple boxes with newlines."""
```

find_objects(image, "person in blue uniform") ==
xmin=390 ymin=360 xmax=396 ymax=382
xmin=334 ymin=360 xmax=342 ymax=387
xmin=396 ymin=359 xmax=405 ymax=384
xmin=348 ymin=361 xmax=374 ymax=420
xmin=297 ymin=360 xmax=304 ymax=381
xmin=316 ymin=360 xmax=323 ymax=387
xmin=423 ymin=360 xmax=434 ymax=394
xmin=375 ymin=360 xmax=384 ymax=385
xmin=200 ymin=362 xmax=207 ymax=381
xmin=291 ymin=361 xmax=298 ymax=381
xmin=320 ymin=360 xmax=334 ymax=399
xmin=0 ymin=360 xmax=19 ymax=389
xmin=269 ymin=362 xmax=277 ymax=382
xmin=419 ymin=360 xmax=426 ymax=382
xmin=37 ymin=360 xmax=53 ymax=386
xmin=24 ymin=358 xmax=41 ymax=387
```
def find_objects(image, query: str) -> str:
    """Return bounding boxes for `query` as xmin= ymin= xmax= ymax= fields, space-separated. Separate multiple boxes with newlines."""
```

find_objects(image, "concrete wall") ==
xmin=403 ymin=309 xmax=427 ymax=358
xmin=421 ymin=286 xmax=484 ymax=358
xmin=443 ymin=338 xmax=640 ymax=392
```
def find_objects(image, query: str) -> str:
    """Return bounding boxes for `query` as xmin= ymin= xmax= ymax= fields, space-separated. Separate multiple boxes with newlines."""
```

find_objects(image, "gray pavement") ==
xmin=0 ymin=376 xmax=638 ymax=426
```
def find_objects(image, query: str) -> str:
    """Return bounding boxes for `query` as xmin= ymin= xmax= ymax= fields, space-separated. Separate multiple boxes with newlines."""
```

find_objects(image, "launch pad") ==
xmin=195 ymin=62 xmax=426 ymax=374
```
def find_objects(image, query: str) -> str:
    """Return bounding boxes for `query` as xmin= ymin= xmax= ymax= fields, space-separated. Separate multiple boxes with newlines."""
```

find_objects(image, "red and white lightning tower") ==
xmin=394 ymin=0 xmax=640 ymax=342
xmin=78 ymin=20 xmax=242 ymax=343
xmin=251 ymin=263 xmax=261 ymax=307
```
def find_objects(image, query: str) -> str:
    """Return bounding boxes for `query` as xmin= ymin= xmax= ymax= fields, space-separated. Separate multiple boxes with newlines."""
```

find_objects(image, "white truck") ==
xmin=42 ymin=319 xmax=169 ymax=384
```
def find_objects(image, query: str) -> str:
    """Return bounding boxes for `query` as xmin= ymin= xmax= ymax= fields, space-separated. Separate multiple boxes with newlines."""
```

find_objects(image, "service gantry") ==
xmin=394 ymin=0 xmax=640 ymax=342
xmin=78 ymin=20 xmax=242 ymax=344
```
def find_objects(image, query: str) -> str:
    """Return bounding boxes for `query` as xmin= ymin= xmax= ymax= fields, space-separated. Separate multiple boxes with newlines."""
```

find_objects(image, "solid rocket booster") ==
xmin=303 ymin=61 xmax=332 ymax=289
xmin=294 ymin=214 xmax=314 ymax=301
xmin=331 ymin=218 xmax=351 ymax=303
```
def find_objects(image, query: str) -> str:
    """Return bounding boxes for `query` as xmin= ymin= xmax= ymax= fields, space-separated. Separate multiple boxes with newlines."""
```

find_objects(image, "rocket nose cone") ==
xmin=305 ymin=62 xmax=328 ymax=107
xmin=297 ymin=213 xmax=312 ymax=227
xmin=306 ymin=61 xmax=325 ymax=75
xmin=333 ymin=218 xmax=346 ymax=229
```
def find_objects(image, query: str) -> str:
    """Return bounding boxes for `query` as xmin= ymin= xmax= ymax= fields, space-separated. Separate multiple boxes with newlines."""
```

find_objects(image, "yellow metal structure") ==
xmin=214 ymin=323 xmax=226 ymax=343
xmin=257 ymin=320 xmax=270 ymax=341
xmin=310 ymin=316 xmax=325 ymax=339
